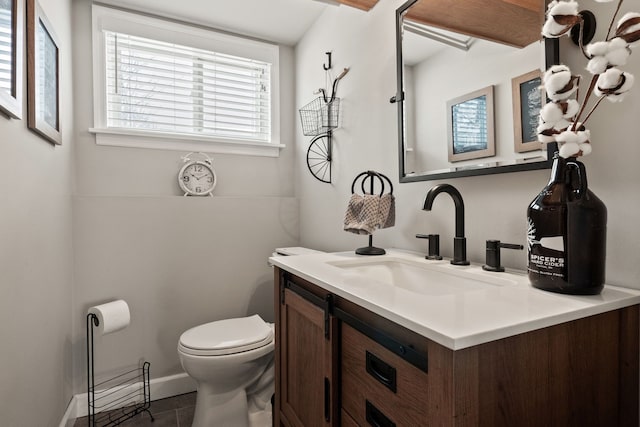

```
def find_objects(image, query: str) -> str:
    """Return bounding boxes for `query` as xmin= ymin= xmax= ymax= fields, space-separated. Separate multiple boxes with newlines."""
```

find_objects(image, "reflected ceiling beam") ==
xmin=404 ymin=21 xmax=474 ymax=51
xmin=405 ymin=0 xmax=543 ymax=48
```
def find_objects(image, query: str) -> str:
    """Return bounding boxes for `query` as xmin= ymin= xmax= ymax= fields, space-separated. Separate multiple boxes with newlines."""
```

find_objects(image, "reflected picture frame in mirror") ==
xmin=395 ymin=0 xmax=559 ymax=183
xmin=0 ymin=0 xmax=24 ymax=119
xmin=447 ymin=85 xmax=495 ymax=162
xmin=512 ymin=69 xmax=545 ymax=153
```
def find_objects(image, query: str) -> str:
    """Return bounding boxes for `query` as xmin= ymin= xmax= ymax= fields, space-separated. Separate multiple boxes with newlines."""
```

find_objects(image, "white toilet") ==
xmin=178 ymin=247 xmax=323 ymax=426
xmin=178 ymin=314 xmax=275 ymax=427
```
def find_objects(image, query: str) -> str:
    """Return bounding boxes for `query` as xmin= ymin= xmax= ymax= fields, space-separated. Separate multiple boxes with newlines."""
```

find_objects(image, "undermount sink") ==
xmin=327 ymin=257 xmax=518 ymax=296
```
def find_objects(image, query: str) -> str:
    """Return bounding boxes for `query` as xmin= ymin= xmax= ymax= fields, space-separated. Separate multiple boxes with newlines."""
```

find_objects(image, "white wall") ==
xmin=70 ymin=0 xmax=298 ymax=394
xmin=0 ymin=0 xmax=74 ymax=424
xmin=296 ymin=0 xmax=640 ymax=290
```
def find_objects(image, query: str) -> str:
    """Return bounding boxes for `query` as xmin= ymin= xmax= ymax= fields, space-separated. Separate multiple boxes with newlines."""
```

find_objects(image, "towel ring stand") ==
xmin=351 ymin=170 xmax=393 ymax=256
xmin=351 ymin=170 xmax=393 ymax=197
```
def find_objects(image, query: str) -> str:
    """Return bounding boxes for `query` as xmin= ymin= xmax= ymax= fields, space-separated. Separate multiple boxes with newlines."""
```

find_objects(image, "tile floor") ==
xmin=74 ymin=392 xmax=196 ymax=427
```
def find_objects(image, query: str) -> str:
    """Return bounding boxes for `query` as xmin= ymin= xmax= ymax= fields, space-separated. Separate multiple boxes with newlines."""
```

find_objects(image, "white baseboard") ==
xmin=59 ymin=372 xmax=196 ymax=425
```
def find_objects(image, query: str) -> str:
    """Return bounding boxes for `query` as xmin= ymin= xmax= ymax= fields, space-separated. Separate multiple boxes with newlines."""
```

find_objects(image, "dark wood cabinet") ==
xmin=274 ymin=267 xmax=639 ymax=426
xmin=274 ymin=269 xmax=338 ymax=427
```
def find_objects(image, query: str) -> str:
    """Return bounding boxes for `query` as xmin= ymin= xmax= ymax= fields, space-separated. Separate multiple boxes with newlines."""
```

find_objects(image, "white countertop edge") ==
xmin=271 ymin=250 xmax=640 ymax=350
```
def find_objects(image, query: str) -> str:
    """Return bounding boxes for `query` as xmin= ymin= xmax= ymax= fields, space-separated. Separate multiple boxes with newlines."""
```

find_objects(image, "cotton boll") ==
xmin=587 ymin=56 xmax=608 ymax=74
xmin=595 ymin=68 xmax=635 ymax=101
xmin=542 ymin=1 xmax=581 ymax=38
xmin=538 ymin=132 xmax=557 ymax=143
xmin=543 ymin=65 xmax=579 ymax=101
xmin=609 ymin=37 xmax=629 ymax=51
xmin=555 ymin=118 xmax=572 ymax=131
xmin=562 ymin=99 xmax=580 ymax=119
xmin=539 ymin=102 xmax=564 ymax=123
xmin=547 ymin=1 xmax=579 ymax=17
xmin=542 ymin=19 xmax=568 ymax=38
xmin=536 ymin=117 xmax=566 ymax=142
xmin=586 ymin=41 xmax=609 ymax=57
xmin=586 ymin=39 xmax=630 ymax=74
xmin=616 ymin=12 xmax=640 ymax=46
xmin=556 ymin=129 xmax=589 ymax=145
xmin=606 ymin=38 xmax=631 ymax=67
xmin=559 ymin=142 xmax=581 ymax=158
xmin=606 ymin=45 xmax=630 ymax=67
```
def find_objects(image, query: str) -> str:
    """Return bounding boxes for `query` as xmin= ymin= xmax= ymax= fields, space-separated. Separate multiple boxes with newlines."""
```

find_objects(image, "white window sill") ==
xmin=89 ymin=128 xmax=285 ymax=157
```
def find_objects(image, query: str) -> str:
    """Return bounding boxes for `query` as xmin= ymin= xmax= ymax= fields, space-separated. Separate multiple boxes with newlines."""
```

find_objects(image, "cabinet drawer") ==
xmin=341 ymin=323 xmax=429 ymax=426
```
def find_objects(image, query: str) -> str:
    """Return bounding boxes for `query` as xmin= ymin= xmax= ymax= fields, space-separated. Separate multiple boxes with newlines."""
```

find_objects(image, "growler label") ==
xmin=527 ymin=217 xmax=566 ymax=279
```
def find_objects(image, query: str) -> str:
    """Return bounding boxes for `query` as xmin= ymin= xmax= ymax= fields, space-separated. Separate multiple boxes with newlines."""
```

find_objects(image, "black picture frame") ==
xmin=26 ymin=0 xmax=61 ymax=144
xmin=0 ymin=0 xmax=24 ymax=119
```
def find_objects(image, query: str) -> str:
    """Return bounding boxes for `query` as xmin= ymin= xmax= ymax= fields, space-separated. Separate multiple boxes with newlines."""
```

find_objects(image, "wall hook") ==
xmin=323 ymin=51 xmax=332 ymax=70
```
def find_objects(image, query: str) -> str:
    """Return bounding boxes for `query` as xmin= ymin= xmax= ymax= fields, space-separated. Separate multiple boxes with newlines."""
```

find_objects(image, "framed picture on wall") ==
xmin=0 ymin=0 xmax=24 ymax=119
xmin=446 ymin=86 xmax=495 ymax=162
xmin=512 ymin=70 xmax=544 ymax=153
xmin=26 ymin=0 xmax=61 ymax=145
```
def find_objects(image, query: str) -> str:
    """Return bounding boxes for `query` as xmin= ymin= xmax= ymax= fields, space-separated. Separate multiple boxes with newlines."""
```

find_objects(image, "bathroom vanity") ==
xmin=271 ymin=250 xmax=640 ymax=426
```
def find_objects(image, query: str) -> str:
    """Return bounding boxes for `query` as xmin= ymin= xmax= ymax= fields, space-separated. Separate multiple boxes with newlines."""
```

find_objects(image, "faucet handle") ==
xmin=416 ymin=234 xmax=443 ymax=260
xmin=482 ymin=240 xmax=524 ymax=272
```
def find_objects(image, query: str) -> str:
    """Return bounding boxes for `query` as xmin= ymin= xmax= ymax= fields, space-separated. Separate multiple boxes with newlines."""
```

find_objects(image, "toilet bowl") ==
xmin=178 ymin=314 xmax=275 ymax=427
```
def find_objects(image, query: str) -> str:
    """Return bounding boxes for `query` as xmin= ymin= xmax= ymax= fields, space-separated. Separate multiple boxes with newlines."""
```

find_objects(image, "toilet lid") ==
xmin=179 ymin=314 xmax=273 ymax=356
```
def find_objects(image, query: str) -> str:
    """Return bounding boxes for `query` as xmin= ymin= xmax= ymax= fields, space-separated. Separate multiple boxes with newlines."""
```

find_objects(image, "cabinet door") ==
xmin=278 ymin=287 xmax=337 ymax=427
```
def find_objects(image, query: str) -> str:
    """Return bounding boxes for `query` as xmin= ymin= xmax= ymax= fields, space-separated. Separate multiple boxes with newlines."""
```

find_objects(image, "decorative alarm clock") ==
xmin=178 ymin=152 xmax=217 ymax=196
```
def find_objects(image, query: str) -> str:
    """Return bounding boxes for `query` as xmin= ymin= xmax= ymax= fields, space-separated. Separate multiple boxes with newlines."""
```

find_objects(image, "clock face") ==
xmin=179 ymin=161 xmax=216 ymax=195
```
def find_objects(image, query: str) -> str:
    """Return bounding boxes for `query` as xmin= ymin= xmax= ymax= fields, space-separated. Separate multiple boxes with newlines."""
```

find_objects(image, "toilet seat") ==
xmin=179 ymin=314 xmax=273 ymax=357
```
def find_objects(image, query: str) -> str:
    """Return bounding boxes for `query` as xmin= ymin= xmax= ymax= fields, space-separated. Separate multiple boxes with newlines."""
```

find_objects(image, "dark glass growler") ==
xmin=527 ymin=154 xmax=607 ymax=295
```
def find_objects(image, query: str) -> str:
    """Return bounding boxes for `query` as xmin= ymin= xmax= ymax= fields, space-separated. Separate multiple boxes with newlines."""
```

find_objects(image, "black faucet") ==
xmin=423 ymin=184 xmax=470 ymax=265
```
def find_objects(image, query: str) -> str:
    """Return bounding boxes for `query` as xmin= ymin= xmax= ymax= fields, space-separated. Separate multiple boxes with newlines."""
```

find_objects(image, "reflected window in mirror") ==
xmin=395 ymin=0 xmax=559 ymax=182
xmin=0 ymin=0 xmax=23 ymax=119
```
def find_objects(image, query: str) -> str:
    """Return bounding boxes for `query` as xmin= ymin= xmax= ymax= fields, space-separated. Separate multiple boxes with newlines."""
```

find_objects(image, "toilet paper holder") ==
xmin=86 ymin=313 xmax=153 ymax=426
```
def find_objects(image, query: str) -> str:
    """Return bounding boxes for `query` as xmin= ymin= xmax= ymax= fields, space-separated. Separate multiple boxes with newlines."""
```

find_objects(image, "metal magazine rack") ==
xmin=87 ymin=314 xmax=153 ymax=426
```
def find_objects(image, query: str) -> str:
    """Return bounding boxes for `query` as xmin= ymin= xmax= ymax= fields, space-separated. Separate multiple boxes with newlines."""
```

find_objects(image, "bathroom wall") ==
xmin=0 ymin=0 xmax=75 ymax=424
xmin=296 ymin=0 xmax=640 ymax=290
xmin=70 ymin=1 xmax=298 ymax=393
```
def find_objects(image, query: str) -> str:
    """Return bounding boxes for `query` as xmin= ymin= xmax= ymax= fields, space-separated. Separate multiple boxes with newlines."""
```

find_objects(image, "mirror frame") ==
xmin=395 ymin=0 xmax=559 ymax=183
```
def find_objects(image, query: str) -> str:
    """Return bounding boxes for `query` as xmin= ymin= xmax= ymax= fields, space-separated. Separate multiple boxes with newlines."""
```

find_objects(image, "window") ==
xmin=91 ymin=5 xmax=282 ymax=156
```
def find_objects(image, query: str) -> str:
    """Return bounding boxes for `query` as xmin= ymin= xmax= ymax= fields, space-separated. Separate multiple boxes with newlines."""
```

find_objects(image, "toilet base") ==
xmin=192 ymin=387 xmax=249 ymax=427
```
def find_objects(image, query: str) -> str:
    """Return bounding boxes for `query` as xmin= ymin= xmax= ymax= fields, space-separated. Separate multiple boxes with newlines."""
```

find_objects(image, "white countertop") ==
xmin=270 ymin=249 xmax=640 ymax=350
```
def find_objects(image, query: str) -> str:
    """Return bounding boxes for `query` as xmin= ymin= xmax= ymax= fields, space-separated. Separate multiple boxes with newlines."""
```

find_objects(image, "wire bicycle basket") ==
xmin=299 ymin=97 xmax=341 ymax=136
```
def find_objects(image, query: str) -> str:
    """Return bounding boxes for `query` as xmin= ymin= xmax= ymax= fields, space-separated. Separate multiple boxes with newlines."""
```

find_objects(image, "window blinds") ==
xmin=0 ymin=2 xmax=12 ymax=93
xmin=451 ymin=95 xmax=488 ymax=153
xmin=104 ymin=31 xmax=272 ymax=142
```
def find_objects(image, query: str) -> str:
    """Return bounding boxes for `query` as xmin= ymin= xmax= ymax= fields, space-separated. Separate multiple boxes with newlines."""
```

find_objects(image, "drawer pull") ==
xmin=366 ymin=351 xmax=397 ymax=393
xmin=366 ymin=400 xmax=396 ymax=427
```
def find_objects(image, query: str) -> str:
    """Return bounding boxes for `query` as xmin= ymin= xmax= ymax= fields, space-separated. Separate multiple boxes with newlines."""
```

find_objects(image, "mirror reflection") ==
xmin=396 ymin=0 xmax=558 ymax=182
xmin=0 ymin=0 xmax=13 ymax=95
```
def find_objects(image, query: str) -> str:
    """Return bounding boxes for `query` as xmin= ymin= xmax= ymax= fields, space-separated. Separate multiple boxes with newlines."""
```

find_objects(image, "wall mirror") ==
xmin=395 ymin=0 xmax=559 ymax=182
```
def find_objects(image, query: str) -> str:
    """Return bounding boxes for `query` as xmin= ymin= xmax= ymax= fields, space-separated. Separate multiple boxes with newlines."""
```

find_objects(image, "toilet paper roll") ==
xmin=88 ymin=300 xmax=130 ymax=335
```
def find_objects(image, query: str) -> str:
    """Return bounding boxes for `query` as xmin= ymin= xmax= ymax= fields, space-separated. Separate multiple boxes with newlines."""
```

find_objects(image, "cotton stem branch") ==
xmin=606 ymin=0 xmax=625 ymax=40
xmin=572 ymin=74 xmax=599 ymax=131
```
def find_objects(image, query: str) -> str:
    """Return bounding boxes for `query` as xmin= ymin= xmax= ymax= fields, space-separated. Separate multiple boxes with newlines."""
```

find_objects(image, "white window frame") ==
xmin=90 ymin=5 xmax=283 ymax=157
